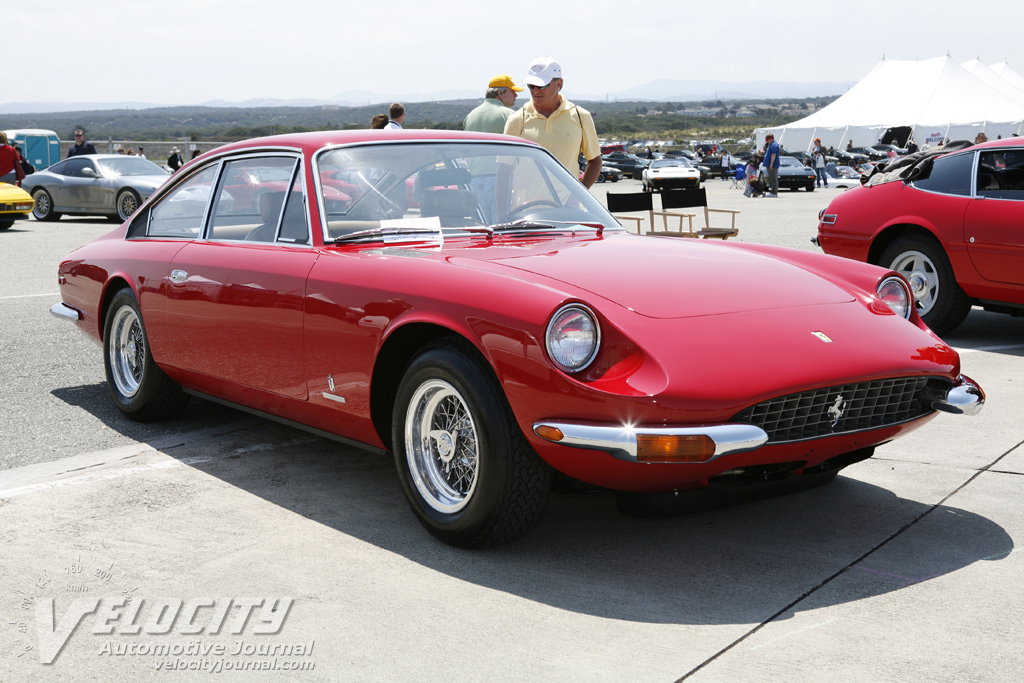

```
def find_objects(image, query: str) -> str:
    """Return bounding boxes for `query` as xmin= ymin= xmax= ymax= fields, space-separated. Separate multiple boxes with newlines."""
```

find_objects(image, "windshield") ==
xmin=95 ymin=157 xmax=169 ymax=177
xmin=779 ymin=157 xmax=803 ymax=167
xmin=651 ymin=159 xmax=691 ymax=169
xmin=316 ymin=141 xmax=621 ymax=241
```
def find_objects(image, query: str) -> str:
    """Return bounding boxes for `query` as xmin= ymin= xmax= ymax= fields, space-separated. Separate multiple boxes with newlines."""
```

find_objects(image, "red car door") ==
xmin=965 ymin=149 xmax=1024 ymax=285
xmin=160 ymin=154 xmax=317 ymax=399
xmin=163 ymin=241 xmax=317 ymax=399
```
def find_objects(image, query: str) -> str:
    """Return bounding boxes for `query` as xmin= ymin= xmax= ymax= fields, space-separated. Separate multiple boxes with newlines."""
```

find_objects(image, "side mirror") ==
xmin=81 ymin=167 xmax=99 ymax=178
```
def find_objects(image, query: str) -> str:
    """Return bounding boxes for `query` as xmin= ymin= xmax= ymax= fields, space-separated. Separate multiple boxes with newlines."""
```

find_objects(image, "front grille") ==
xmin=732 ymin=377 xmax=941 ymax=443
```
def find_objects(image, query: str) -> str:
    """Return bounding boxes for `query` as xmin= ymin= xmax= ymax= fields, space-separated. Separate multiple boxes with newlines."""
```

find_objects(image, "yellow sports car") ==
xmin=0 ymin=182 xmax=33 ymax=230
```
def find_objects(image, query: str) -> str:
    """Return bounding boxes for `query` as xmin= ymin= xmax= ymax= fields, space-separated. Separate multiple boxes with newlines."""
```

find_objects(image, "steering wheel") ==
xmin=504 ymin=199 xmax=561 ymax=222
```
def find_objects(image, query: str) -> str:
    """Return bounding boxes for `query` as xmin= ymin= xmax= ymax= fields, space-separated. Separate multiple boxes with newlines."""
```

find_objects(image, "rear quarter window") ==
xmin=911 ymin=152 xmax=973 ymax=196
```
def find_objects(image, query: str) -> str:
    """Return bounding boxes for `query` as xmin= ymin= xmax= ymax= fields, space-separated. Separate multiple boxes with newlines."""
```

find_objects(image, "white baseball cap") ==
xmin=524 ymin=57 xmax=562 ymax=87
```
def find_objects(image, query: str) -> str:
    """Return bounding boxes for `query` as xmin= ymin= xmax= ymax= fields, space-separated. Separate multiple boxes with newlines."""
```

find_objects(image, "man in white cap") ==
xmin=503 ymin=57 xmax=602 ymax=188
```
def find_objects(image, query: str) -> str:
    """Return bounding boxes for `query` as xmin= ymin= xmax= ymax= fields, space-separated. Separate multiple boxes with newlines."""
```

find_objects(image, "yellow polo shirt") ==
xmin=503 ymin=97 xmax=601 ymax=176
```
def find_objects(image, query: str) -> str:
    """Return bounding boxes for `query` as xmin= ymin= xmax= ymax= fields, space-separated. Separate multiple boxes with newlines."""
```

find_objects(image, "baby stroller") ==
xmin=743 ymin=166 xmax=765 ymax=197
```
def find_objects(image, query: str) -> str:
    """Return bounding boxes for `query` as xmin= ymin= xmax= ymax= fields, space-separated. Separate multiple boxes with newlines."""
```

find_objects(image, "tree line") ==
xmin=2 ymin=96 xmax=833 ymax=144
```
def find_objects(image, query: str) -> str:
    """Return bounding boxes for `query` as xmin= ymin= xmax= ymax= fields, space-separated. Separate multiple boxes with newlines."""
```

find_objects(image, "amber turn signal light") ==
xmin=534 ymin=425 xmax=564 ymax=442
xmin=636 ymin=434 xmax=715 ymax=462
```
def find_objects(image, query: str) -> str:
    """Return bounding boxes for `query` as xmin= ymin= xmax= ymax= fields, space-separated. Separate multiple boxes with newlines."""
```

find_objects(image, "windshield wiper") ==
xmin=327 ymin=226 xmax=444 ymax=244
xmin=489 ymin=220 xmax=606 ymax=234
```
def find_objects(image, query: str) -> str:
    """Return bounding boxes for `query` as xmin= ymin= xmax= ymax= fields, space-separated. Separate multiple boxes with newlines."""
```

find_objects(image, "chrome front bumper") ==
xmin=932 ymin=375 xmax=985 ymax=415
xmin=531 ymin=422 xmax=768 ymax=463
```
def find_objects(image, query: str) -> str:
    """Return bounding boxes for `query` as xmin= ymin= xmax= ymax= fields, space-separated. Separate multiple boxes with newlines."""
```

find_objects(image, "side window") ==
xmin=209 ymin=157 xmax=299 ymax=241
xmin=278 ymin=173 xmax=309 ymax=244
xmin=977 ymin=149 xmax=1024 ymax=199
xmin=62 ymin=158 xmax=93 ymax=178
xmin=47 ymin=160 xmax=70 ymax=176
xmin=912 ymin=152 xmax=973 ymax=196
xmin=146 ymin=165 xmax=220 ymax=238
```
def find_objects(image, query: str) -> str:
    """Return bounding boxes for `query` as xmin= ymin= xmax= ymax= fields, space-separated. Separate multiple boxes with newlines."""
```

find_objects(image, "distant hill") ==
xmin=0 ymin=79 xmax=850 ymax=115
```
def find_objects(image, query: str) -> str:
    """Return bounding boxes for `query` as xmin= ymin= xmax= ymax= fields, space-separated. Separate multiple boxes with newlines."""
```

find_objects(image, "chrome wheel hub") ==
xmin=405 ymin=379 xmax=479 ymax=514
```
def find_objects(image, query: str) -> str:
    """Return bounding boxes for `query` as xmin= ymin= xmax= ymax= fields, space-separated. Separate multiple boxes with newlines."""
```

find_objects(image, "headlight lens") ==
xmin=546 ymin=304 xmax=600 ymax=372
xmin=878 ymin=276 xmax=912 ymax=319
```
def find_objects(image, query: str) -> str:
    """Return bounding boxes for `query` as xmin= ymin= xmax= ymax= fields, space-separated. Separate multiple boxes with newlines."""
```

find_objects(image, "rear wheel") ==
xmin=879 ymin=234 xmax=972 ymax=334
xmin=32 ymin=188 xmax=62 ymax=221
xmin=392 ymin=340 xmax=551 ymax=547
xmin=116 ymin=188 xmax=142 ymax=221
xmin=103 ymin=288 xmax=189 ymax=421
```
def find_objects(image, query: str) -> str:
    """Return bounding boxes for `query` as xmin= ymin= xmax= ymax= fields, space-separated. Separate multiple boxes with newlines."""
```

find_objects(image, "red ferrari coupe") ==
xmin=816 ymin=138 xmax=1024 ymax=334
xmin=52 ymin=130 xmax=983 ymax=547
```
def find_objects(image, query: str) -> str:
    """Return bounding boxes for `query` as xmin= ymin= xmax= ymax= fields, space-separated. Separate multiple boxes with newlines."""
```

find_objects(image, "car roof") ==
xmin=207 ymin=129 xmax=537 ymax=159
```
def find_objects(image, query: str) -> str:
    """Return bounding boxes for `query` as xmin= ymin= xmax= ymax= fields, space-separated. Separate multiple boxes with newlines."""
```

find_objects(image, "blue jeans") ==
xmin=815 ymin=168 xmax=829 ymax=187
xmin=470 ymin=175 xmax=497 ymax=225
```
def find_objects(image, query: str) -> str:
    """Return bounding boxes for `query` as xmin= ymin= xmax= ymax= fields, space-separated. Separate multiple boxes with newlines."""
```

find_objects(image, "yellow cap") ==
xmin=488 ymin=74 xmax=523 ymax=92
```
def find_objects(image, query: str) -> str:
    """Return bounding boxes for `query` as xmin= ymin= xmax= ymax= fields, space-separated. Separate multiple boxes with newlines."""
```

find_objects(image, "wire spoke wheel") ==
xmin=405 ymin=379 xmax=479 ymax=514
xmin=108 ymin=305 xmax=146 ymax=397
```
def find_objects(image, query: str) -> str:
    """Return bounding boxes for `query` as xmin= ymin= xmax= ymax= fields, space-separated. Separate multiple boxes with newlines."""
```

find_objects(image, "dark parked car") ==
xmin=602 ymin=152 xmax=649 ymax=179
xmin=772 ymin=156 xmax=817 ymax=191
xmin=816 ymin=138 xmax=1024 ymax=333
xmin=850 ymin=147 xmax=889 ymax=161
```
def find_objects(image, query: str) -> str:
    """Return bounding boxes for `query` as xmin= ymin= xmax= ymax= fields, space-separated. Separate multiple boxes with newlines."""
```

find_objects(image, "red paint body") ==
xmin=56 ymin=130 xmax=974 ymax=493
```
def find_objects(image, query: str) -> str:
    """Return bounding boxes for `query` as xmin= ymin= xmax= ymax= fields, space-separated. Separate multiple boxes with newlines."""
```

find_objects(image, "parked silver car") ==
xmin=23 ymin=155 xmax=170 ymax=222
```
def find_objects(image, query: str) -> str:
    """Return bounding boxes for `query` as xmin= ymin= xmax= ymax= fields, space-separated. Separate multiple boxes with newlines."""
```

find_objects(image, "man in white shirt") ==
xmin=385 ymin=103 xmax=405 ymax=129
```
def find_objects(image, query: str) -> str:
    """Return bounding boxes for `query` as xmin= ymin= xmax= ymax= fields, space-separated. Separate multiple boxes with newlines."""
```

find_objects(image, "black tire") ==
xmin=878 ymin=234 xmax=972 ymax=335
xmin=32 ymin=188 xmax=62 ymax=221
xmin=103 ymin=288 xmax=189 ymax=421
xmin=596 ymin=173 xmax=606 ymax=183
xmin=0 ymin=219 xmax=13 ymax=230
xmin=392 ymin=339 xmax=551 ymax=548
xmin=116 ymin=188 xmax=142 ymax=222
xmin=805 ymin=185 xmax=815 ymax=191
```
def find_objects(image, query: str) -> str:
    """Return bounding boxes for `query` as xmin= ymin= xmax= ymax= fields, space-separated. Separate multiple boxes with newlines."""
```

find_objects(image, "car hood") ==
xmin=460 ymin=235 xmax=855 ymax=319
xmin=0 ymin=182 xmax=33 ymax=201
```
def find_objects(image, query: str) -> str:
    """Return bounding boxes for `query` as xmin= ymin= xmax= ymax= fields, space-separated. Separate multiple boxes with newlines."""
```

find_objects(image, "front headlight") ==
xmin=546 ymin=304 xmax=600 ymax=373
xmin=877 ymin=276 xmax=912 ymax=319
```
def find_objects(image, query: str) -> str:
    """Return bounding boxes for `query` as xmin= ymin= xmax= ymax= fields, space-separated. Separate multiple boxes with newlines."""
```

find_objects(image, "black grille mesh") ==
xmin=732 ymin=377 xmax=938 ymax=443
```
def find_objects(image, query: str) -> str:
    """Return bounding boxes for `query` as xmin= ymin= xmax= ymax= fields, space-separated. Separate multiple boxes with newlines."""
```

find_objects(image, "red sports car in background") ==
xmin=52 ymin=130 xmax=983 ymax=547
xmin=816 ymin=138 xmax=1024 ymax=334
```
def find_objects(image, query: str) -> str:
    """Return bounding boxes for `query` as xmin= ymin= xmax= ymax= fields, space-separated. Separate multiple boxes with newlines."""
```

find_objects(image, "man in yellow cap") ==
xmin=464 ymin=74 xmax=523 ymax=134
xmin=463 ymin=74 xmax=524 ymax=222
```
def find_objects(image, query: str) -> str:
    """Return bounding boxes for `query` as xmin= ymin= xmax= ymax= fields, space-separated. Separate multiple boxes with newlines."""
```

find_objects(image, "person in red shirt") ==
xmin=0 ymin=132 xmax=26 ymax=184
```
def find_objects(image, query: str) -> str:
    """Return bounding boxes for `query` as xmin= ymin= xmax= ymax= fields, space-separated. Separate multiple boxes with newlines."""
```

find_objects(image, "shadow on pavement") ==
xmin=50 ymin=382 xmax=1014 ymax=626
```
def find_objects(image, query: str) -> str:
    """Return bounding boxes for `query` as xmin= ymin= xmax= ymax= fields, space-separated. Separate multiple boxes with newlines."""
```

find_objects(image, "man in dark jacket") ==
xmin=67 ymin=129 xmax=97 ymax=157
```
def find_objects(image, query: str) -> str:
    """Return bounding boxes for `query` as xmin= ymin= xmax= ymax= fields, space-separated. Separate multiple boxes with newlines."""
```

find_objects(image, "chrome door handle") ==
xmin=170 ymin=270 xmax=188 ymax=282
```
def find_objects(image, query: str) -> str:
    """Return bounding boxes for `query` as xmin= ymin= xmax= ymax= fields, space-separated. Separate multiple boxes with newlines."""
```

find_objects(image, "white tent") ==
xmin=754 ymin=55 xmax=1024 ymax=153
xmin=990 ymin=59 xmax=1024 ymax=93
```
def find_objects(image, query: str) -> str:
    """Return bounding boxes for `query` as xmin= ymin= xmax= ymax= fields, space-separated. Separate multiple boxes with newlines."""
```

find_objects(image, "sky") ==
xmin=8 ymin=0 xmax=1024 ymax=109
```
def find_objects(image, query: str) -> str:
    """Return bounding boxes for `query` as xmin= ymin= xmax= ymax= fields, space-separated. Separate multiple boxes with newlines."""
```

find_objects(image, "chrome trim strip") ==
xmin=932 ymin=375 xmax=985 ymax=415
xmin=50 ymin=302 xmax=81 ymax=322
xmin=531 ymin=422 xmax=768 ymax=463
xmin=321 ymin=392 xmax=346 ymax=404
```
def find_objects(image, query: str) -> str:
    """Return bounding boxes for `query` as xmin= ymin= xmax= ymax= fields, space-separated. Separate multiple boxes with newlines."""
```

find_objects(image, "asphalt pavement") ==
xmin=1 ymin=182 xmax=1021 ymax=682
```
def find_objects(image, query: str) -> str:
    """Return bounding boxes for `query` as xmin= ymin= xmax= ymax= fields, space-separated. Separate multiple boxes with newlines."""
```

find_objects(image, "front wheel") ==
xmin=116 ymin=188 xmax=142 ymax=221
xmin=32 ymin=188 xmax=62 ymax=221
xmin=392 ymin=340 xmax=551 ymax=547
xmin=103 ymin=288 xmax=190 ymax=421
xmin=0 ymin=219 xmax=13 ymax=231
xmin=879 ymin=234 xmax=972 ymax=334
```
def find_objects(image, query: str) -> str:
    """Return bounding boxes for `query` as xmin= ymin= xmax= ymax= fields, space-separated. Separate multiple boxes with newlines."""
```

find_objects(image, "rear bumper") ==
xmin=50 ymin=302 xmax=82 ymax=322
